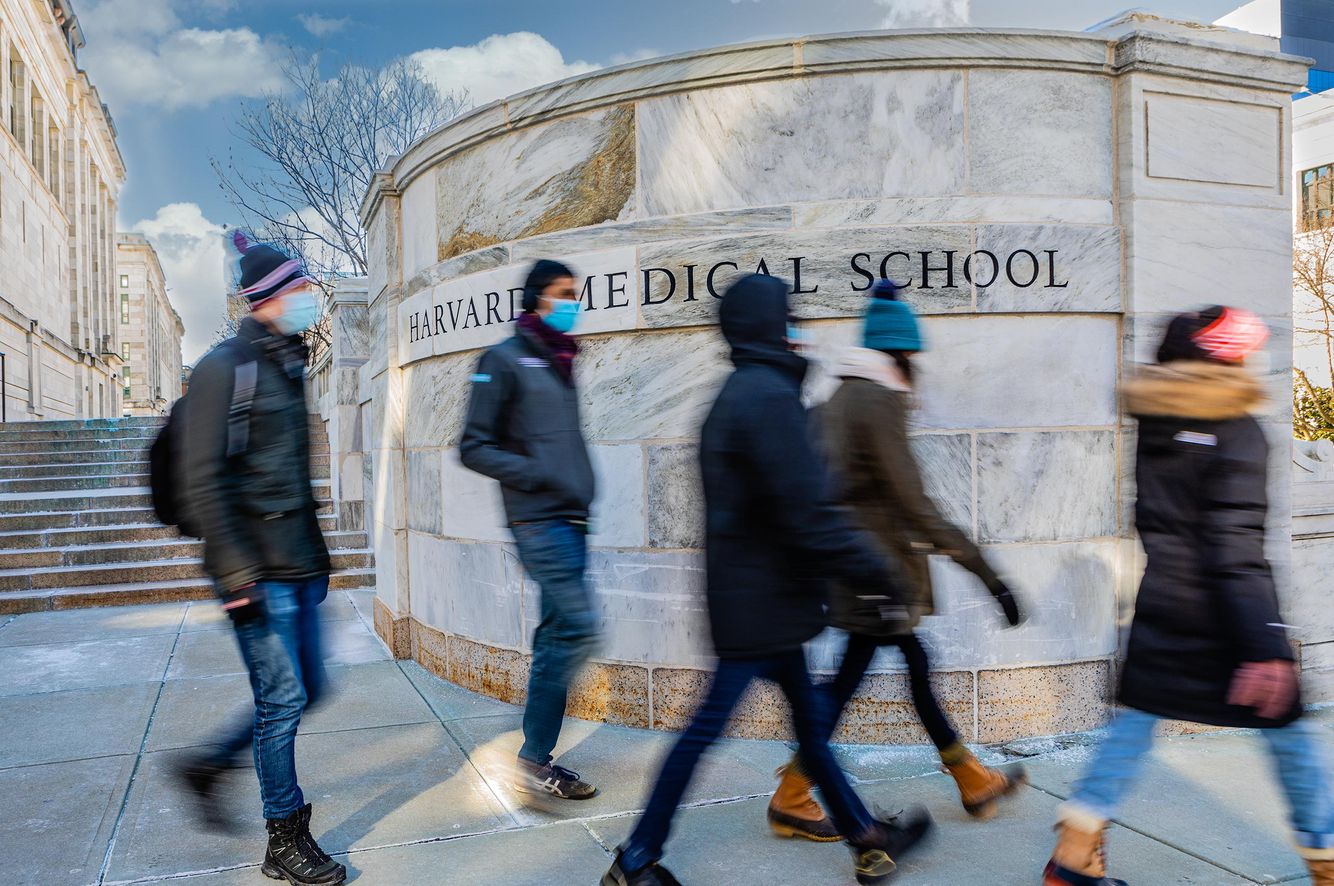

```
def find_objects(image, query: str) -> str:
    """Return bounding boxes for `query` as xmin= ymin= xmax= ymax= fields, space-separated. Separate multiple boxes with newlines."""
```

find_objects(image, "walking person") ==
xmin=602 ymin=274 xmax=932 ymax=886
xmin=768 ymin=280 xmax=1027 ymax=844
xmin=172 ymin=234 xmax=344 ymax=885
xmin=1044 ymin=306 xmax=1334 ymax=886
xmin=460 ymin=259 xmax=600 ymax=800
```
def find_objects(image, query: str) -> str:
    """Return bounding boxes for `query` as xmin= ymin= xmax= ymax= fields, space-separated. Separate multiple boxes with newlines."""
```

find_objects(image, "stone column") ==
xmin=323 ymin=279 xmax=369 ymax=533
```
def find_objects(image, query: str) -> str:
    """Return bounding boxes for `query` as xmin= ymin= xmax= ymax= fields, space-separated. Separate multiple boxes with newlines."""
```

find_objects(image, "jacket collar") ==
xmin=833 ymin=347 xmax=911 ymax=392
xmin=731 ymin=340 xmax=809 ymax=387
xmin=1123 ymin=361 xmax=1264 ymax=420
xmin=238 ymin=316 xmax=308 ymax=379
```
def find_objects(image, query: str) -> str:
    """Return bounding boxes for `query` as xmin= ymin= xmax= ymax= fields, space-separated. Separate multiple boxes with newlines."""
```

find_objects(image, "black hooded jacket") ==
xmin=699 ymin=274 xmax=907 ymax=659
xmin=1118 ymin=361 xmax=1299 ymax=728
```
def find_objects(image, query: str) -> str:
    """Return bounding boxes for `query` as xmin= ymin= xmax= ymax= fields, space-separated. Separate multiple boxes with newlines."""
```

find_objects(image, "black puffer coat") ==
xmin=698 ymin=274 xmax=907 ymax=659
xmin=1118 ymin=361 xmax=1299 ymax=728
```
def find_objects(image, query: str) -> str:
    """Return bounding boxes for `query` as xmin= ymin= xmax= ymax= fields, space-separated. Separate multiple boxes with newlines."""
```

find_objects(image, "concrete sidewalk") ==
xmin=0 ymin=595 xmax=1319 ymax=886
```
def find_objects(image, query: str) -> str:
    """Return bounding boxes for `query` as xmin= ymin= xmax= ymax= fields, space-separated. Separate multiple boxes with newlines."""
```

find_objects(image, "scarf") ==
xmin=516 ymin=311 xmax=578 ymax=383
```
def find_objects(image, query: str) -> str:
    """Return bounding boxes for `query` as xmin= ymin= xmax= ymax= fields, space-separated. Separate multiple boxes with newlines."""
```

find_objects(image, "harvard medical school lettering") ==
xmin=397 ymin=243 xmax=1074 ymax=364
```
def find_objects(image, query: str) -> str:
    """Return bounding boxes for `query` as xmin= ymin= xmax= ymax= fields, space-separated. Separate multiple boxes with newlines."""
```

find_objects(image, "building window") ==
xmin=124 ymin=386 xmax=131 ymax=399
xmin=1302 ymin=164 xmax=1334 ymax=231
xmin=119 ymin=274 xmax=128 ymax=288
xmin=121 ymin=343 xmax=129 ymax=360
xmin=120 ymin=292 xmax=129 ymax=324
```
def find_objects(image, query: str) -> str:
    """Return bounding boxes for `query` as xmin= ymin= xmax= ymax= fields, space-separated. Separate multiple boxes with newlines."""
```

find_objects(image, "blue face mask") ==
xmin=272 ymin=289 xmax=319 ymax=336
xmin=545 ymin=299 xmax=581 ymax=334
xmin=786 ymin=322 xmax=807 ymax=348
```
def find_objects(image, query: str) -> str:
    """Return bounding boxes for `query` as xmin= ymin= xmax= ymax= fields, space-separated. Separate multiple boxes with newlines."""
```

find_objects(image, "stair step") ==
xmin=0 ymin=460 xmax=150 ymax=479
xmin=0 ymin=567 xmax=376 ymax=614
xmin=0 ymin=473 xmax=334 ymax=494
xmin=0 ymin=449 xmax=154 ymax=466
xmin=0 ymin=530 xmax=370 ymax=565
xmin=0 ymin=549 xmax=374 ymax=591
xmin=0 ymin=507 xmax=342 ymax=533
xmin=0 ymin=489 xmax=334 ymax=516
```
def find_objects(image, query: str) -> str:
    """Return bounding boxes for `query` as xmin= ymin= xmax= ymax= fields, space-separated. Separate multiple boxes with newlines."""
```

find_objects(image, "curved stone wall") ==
xmin=357 ymin=16 xmax=1307 ymax=743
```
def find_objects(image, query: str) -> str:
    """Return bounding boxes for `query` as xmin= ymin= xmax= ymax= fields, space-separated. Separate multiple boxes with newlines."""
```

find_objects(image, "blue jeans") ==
xmin=620 ymin=650 xmax=876 ymax=871
xmin=1067 ymin=708 xmax=1334 ymax=852
xmin=206 ymin=577 xmax=329 ymax=820
xmin=511 ymin=519 xmax=599 ymax=765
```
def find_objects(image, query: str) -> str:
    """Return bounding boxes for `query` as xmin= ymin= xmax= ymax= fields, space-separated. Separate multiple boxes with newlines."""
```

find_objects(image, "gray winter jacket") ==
xmin=180 ymin=316 xmax=331 ymax=592
xmin=459 ymin=326 xmax=595 ymax=524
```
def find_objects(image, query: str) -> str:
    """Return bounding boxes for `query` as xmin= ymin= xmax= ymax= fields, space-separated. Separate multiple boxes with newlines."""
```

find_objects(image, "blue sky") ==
xmin=74 ymin=0 xmax=1246 ymax=359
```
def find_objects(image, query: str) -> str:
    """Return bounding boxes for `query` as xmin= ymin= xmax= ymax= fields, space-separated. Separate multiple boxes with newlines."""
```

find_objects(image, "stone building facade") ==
xmin=115 ymin=233 xmax=182 ymax=416
xmin=0 ymin=0 xmax=124 ymax=422
xmin=338 ymin=14 xmax=1308 ymax=743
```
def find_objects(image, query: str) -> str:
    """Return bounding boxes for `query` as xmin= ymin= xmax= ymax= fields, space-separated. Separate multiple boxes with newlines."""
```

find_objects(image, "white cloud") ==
xmin=131 ymin=203 xmax=228 ymax=363
xmin=79 ymin=0 xmax=287 ymax=110
xmin=409 ymin=32 xmax=599 ymax=107
xmin=297 ymin=13 xmax=350 ymax=38
xmin=875 ymin=0 xmax=969 ymax=28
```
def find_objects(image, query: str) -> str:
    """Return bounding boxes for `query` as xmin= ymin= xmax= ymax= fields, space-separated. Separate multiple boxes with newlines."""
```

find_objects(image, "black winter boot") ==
xmin=601 ymin=849 xmax=681 ymax=886
xmin=848 ymin=808 xmax=934 ymax=885
xmin=172 ymin=755 xmax=234 ymax=833
xmin=262 ymin=804 xmax=346 ymax=885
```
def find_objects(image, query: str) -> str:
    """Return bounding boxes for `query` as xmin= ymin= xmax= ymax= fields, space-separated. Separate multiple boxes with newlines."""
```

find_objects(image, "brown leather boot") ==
xmin=766 ymin=760 xmax=842 ymax=842
xmin=1302 ymin=851 xmax=1334 ymax=885
xmin=940 ymin=744 xmax=1027 ymax=819
xmin=1043 ymin=809 xmax=1127 ymax=886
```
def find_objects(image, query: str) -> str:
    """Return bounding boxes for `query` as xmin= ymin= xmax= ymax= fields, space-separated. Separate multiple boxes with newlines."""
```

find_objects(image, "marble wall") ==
xmin=347 ymin=16 xmax=1309 ymax=743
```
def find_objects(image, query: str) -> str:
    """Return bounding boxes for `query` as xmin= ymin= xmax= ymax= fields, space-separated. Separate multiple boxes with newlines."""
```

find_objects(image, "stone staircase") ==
xmin=0 ymin=416 xmax=374 ymax=614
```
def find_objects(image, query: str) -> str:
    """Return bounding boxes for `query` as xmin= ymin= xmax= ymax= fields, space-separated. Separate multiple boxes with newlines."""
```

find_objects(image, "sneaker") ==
xmin=513 ymin=757 xmax=598 ymax=800
xmin=850 ymin=807 xmax=934 ymax=886
xmin=601 ymin=849 xmax=682 ymax=886
xmin=262 ymin=804 xmax=346 ymax=885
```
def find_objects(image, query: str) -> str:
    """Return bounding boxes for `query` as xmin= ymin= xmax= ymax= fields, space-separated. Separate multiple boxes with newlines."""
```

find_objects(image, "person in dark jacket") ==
xmin=1045 ymin=306 xmax=1334 ymax=886
xmin=768 ymin=281 xmax=1027 ymax=844
xmin=460 ymin=259 xmax=600 ymax=800
xmin=602 ymin=275 xmax=931 ymax=886
xmin=173 ymin=234 xmax=344 ymax=886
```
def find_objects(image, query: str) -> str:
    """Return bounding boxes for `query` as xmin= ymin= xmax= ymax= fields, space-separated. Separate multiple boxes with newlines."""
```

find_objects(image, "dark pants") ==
xmin=619 ymin=650 xmax=875 ymax=871
xmin=206 ymin=577 xmax=329 ymax=820
xmin=511 ymin=519 xmax=599 ymax=766
xmin=828 ymin=632 xmax=958 ymax=751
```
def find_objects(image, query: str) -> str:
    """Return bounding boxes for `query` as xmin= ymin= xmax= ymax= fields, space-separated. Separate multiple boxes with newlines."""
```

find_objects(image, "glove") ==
xmin=221 ymin=583 xmax=266 ymax=626
xmin=987 ymin=579 xmax=1023 ymax=628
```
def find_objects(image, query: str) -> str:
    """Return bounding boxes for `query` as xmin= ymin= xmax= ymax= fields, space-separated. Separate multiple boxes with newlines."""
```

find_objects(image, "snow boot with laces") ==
xmin=1043 ymin=810 xmax=1127 ymax=886
xmin=767 ymin=759 xmax=843 ymax=842
xmin=1302 ymin=850 xmax=1334 ymax=886
xmin=262 ymin=804 xmax=346 ymax=885
xmin=940 ymin=743 xmax=1027 ymax=819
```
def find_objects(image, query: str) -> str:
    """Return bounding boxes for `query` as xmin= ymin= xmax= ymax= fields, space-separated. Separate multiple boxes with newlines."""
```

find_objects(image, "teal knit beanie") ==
xmin=863 ymin=281 xmax=925 ymax=352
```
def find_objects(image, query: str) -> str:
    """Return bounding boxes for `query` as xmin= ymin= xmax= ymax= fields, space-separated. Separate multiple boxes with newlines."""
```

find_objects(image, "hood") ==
xmin=719 ymin=273 xmax=806 ymax=378
xmin=1123 ymin=361 xmax=1265 ymax=420
xmin=834 ymin=347 xmax=911 ymax=392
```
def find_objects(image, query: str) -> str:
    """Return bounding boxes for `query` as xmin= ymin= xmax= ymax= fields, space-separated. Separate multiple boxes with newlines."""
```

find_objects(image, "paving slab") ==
xmin=347 ymin=589 xmax=376 ymax=625
xmin=0 ymin=601 xmax=186 ymax=647
xmin=445 ymin=712 xmax=791 ymax=826
xmin=400 ymin=660 xmax=524 ymax=722
xmin=0 ymin=682 xmax=158 ymax=768
xmin=1022 ymin=730 xmax=1311 ymax=883
xmin=106 ymin=723 xmax=513 ymax=881
xmin=181 ymin=592 xmax=360 ymax=633
xmin=166 ymin=616 xmax=388 ymax=679
xmin=0 ymin=754 xmax=136 ymax=886
xmin=157 ymin=819 xmax=611 ymax=886
xmin=0 ymin=633 xmax=174 ymax=696
xmin=146 ymin=662 xmax=438 ymax=751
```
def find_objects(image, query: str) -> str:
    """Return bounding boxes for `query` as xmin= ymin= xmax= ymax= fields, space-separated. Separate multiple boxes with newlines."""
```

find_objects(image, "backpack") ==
xmin=149 ymin=343 xmax=258 ymax=537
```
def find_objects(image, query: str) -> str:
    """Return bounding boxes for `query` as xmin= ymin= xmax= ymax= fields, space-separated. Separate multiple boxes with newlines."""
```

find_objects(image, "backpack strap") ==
xmin=226 ymin=359 xmax=258 ymax=458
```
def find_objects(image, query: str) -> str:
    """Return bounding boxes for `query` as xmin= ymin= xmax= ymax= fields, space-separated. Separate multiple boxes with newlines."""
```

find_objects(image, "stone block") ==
xmin=578 ymin=330 xmax=730 ymax=441
xmin=976 ymin=430 xmax=1118 ymax=542
xmin=647 ymin=442 xmax=703 ymax=549
xmin=911 ymin=433 xmax=974 ymax=536
xmin=968 ymin=69 xmax=1112 ymax=198
xmin=567 ymin=661 xmax=651 ymax=728
xmin=408 ymin=532 xmax=524 ymax=648
xmin=400 ymin=170 xmax=439 ymax=279
xmin=650 ymin=666 xmax=793 ymax=739
xmin=976 ymin=660 xmax=1111 ymax=742
xmin=794 ymin=195 xmax=1114 ymax=228
xmin=587 ymin=549 xmax=710 ymax=666
xmin=974 ymin=224 xmax=1121 ymax=313
xmin=448 ymin=634 xmax=530 ymax=704
xmin=412 ymin=618 xmax=451 ymax=681
xmin=403 ymin=352 xmax=478 ymax=449
xmin=439 ymin=450 xmax=510 ymax=543
xmin=406 ymin=449 xmax=444 ymax=534
xmin=589 ymin=443 xmax=646 ymax=548
xmin=1145 ymin=92 xmax=1280 ymax=189
xmin=372 ymin=595 xmax=412 ymax=660
xmin=831 ymin=669 xmax=976 ymax=744
xmin=638 ymin=70 xmax=964 ymax=217
xmin=914 ymin=315 xmax=1120 ymax=430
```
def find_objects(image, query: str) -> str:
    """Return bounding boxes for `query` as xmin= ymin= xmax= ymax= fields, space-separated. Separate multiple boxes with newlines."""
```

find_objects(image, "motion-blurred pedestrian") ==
xmin=460 ymin=259 xmax=601 ymax=801
xmin=767 ymin=279 xmax=1027 ymax=845
xmin=1044 ymin=306 xmax=1334 ymax=886
xmin=171 ymin=233 xmax=344 ymax=886
xmin=602 ymin=274 xmax=931 ymax=886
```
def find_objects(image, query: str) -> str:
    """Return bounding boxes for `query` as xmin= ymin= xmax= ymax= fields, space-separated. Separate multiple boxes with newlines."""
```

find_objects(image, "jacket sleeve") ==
xmin=179 ymin=347 xmax=264 ymax=593
xmin=459 ymin=349 xmax=541 ymax=492
xmin=744 ymin=387 xmax=908 ymax=599
xmin=1202 ymin=427 xmax=1292 ymax=663
xmin=867 ymin=395 xmax=1000 ymax=587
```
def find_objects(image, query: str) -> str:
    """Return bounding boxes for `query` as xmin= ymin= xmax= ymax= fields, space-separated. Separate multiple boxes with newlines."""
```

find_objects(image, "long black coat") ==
xmin=699 ymin=275 xmax=907 ymax=659
xmin=1119 ymin=361 xmax=1298 ymax=728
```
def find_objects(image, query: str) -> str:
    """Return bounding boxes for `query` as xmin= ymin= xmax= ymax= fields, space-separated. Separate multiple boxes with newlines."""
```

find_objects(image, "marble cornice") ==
xmin=376 ymin=26 xmax=1311 ymax=198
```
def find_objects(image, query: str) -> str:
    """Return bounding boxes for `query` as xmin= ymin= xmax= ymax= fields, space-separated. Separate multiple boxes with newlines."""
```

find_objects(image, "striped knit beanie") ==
xmin=1157 ymin=306 xmax=1269 ymax=365
xmin=232 ymin=231 xmax=313 ymax=304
